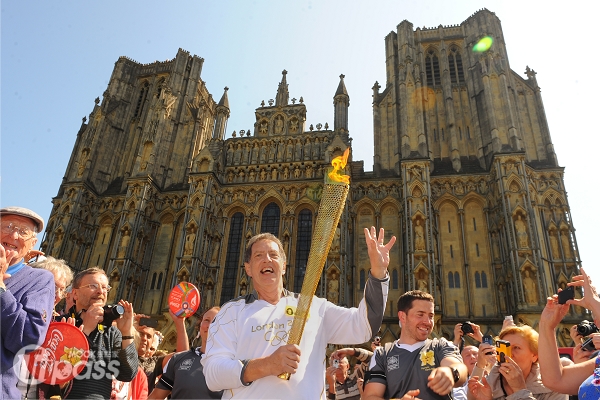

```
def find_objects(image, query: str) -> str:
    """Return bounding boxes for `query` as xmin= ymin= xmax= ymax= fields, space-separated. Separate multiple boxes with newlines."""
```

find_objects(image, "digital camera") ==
xmin=576 ymin=320 xmax=599 ymax=336
xmin=461 ymin=321 xmax=474 ymax=335
xmin=102 ymin=304 xmax=124 ymax=326
xmin=496 ymin=340 xmax=511 ymax=364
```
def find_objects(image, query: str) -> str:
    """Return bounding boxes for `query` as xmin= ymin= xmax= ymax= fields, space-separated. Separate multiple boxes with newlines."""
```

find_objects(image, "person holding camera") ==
xmin=331 ymin=345 xmax=374 ymax=382
xmin=469 ymin=325 xmax=567 ymax=400
xmin=568 ymin=323 xmax=599 ymax=364
xmin=538 ymin=267 xmax=600 ymax=399
xmin=64 ymin=267 xmax=139 ymax=399
xmin=326 ymin=356 xmax=362 ymax=400
xmin=453 ymin=322 xmax=484 ymax=350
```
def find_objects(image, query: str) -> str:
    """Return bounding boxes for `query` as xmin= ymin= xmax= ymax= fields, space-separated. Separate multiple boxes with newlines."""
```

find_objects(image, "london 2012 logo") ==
xmin=264 ymin=329 xmax=289 ymax=346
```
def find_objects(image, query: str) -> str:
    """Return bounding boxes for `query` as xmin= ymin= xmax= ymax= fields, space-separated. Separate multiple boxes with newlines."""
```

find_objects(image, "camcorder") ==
xmin=102 ymin=304 xmax=124 ymax=326
xmin=496 ymin=340 xmax=511 ymax=364
xmin=461 ymin=321 xmax=474 ymax=335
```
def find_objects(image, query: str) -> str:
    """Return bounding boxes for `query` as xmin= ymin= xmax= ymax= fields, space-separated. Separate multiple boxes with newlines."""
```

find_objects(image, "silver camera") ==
xmin=333 ymin=359 xmax=339 ymax=368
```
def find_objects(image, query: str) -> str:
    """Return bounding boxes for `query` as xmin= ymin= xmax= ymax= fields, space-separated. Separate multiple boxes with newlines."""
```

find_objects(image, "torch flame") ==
xmin=327 ymin=148 xmax=350 ymax=184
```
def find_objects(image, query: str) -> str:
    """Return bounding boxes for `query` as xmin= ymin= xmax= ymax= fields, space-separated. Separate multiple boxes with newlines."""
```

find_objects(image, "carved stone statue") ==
xmin=414 ymin=220 xmax=425 ymax=251
xmin=285 ymin=140 xmax=293 ymax=162
xmin=498 ymin=283 xmax=507 ymax=312
xmin=118 ymin=230 xmax=130 ymax=258
xmin=515 ymin=215 xmax=529 ymax=248
xmin=251 ymin=143 xmax=259 ymax=164
xmin=277 ymin=141 xmax=284 ymax=162
xmin=259 ymin=143 xmax=267 ymax=163
xmin=211 ymin=240 xmax=220 ymax=264
xmin=107 ymin=272 xmax=120 ymax=304
xmin=312 ymin=138 xmax=320 ymax=158
xmin=226 ymin=144 xmax=234 ymax=165
xmin=259 ymin=121 xmax=268 ymax=135
xmin=233 ymin=143 xmax=242 ymax=165
xmin=274 ymin=116 xmax=284 ymax=134
xmin=303 ymin=138 xmax=312 ymax=160
xmin=289 ymin=119 xmax=298 ymax=133
xmin=327 ymin=272 xmax=339 ymax=303
xmin=561 ymin=231 xmax=572 ymax=258
xmin=184 ymin=231 xmax=196 ymax=256
xmin=331 ymin=227 xmax=341 ymax=252
xmin=549 ymin=232 xmax=560 ymax=258
xmin=77 ymin=149 xmax=89 ymax=177
xmin=294 ymin=139 xmax=302 ymax=160
xmin=523 ymin=270 xmax=538 ymax=305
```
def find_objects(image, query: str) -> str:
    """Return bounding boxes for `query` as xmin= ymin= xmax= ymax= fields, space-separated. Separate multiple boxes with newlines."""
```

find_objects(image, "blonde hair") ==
xmin=499 ymin=325 xmax=539 ymax=356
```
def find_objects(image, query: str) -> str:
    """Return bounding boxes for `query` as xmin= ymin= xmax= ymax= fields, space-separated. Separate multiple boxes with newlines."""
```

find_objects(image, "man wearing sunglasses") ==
xmin=0 ymin=206 xmax=55 ymax=400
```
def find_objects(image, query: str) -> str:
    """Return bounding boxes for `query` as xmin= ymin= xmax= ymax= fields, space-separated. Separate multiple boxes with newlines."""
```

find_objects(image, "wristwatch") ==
xmin=450 ymin=366 xmax=460 ymax=384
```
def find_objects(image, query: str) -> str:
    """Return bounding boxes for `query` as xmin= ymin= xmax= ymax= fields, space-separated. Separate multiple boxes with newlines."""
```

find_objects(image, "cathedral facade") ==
xmin=42 ymin=9 xmax=583 ymax=348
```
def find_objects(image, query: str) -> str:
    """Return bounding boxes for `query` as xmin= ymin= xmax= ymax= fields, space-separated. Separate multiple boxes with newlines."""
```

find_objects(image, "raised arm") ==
xmin=538 ymin=269 xmax=599 ymax=395
xmin=364 ymin=227 xmax=396 ymax=280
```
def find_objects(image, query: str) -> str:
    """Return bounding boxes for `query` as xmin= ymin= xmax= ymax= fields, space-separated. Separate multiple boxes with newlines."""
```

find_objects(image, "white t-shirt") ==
xmin=202 ymin=272 xmax=389 ymax=399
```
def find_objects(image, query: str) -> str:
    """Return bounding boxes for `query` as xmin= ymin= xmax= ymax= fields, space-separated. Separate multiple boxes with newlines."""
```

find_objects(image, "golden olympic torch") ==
xmin=279 ymin=148 xmax=351 ymax=380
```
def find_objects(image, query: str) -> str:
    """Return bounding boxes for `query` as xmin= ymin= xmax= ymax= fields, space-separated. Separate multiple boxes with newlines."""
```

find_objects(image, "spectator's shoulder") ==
xmin=221 ymin=291 xmax=260 ymax=308
xmin=24 ymin=264 xmax=55 ymax=283
xmin=431 ymin=336 xmax=452 ymax=347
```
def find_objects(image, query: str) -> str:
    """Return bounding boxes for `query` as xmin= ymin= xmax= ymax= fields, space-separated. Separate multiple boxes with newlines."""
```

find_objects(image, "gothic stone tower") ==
xmin=366 ymin=8 xmax=583 ymax=343
xmin=43 ymin=52 xmax=354 ymax=348
xmin=43 ymin=10 xmax=583 ymax=349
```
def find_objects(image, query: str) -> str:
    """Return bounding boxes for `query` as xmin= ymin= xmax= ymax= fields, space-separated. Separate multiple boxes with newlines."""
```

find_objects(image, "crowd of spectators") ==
xmin=1 ymin=207 xmax=599 ymax=400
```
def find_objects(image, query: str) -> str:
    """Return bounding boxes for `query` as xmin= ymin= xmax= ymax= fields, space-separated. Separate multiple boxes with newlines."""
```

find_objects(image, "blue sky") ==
xmin=2 ymin=0 xmax=599 ymax=286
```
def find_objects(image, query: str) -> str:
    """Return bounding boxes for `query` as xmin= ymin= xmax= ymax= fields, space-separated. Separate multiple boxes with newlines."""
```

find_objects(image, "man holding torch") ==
xmin=202 ymin=226 xmax=395 ymax=399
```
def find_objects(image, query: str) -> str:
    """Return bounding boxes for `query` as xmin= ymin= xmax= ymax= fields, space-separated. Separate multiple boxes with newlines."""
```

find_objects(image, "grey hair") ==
xmin=30 ymin=256 xmax=74 ymax=286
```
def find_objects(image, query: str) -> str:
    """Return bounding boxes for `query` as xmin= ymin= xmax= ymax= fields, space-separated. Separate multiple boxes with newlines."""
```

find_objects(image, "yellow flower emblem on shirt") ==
xmin=420 ymin=350 xmax=435 ymax=367
xmin=60 ymin=346 xmax=84 ymax=365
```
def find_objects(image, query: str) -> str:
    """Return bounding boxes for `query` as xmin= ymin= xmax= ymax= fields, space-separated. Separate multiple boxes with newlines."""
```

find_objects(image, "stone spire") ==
xmin=275 ymin=70 xmax=289 ymax=106
xmin=213 ymin=87 xmax=230 ymax=140
xmin=334 ymin=74 xmax=350 ymax=132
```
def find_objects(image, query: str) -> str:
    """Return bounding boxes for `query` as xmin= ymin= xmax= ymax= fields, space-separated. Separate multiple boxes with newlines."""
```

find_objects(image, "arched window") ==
xmin=475 ymin=271 xmax=481 ymax=288
xmin=220 ymin=212 xmax=245 ymax=305
xmin=425 ymin=49 xmax=441 ymax=87
xmin=454 ymin=272 xmax=461 ymax=288
xmin=448 ymin=272 xmax=455 ymax=289
xmin=392 ymin=269 xmax=399 ymax=290
xmin=150 ymin=272 xmax=157 ymax=290
xmin=157 ymin=272 xmax=163 ymax=290
xmin=482 ymin=272 xmax=488 ymax=288
xmin=448 ymin=46 xmax=465 ymax=84
xmin=360 ymin=270 xmax=366 ymax=290
xmin=261 ymin=202 xmax=280 ymax=236
xmin=294 ymin=209 xmax=312 ymax=293
xmin=134 ymin=81 xmax=149 ymax=117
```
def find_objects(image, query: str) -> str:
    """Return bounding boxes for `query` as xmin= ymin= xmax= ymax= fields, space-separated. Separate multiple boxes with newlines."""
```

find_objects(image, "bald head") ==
xmin=461 ymin=345 xmax=479 ymax=374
